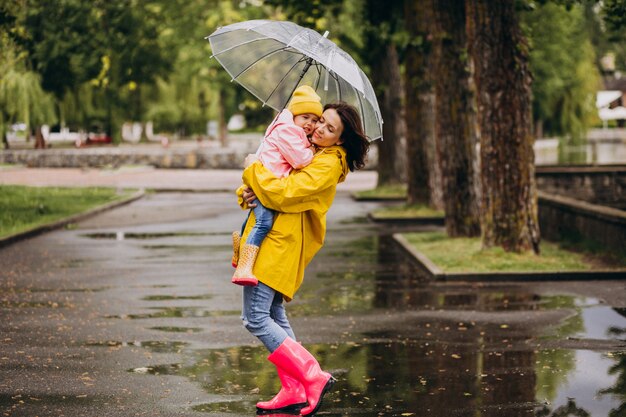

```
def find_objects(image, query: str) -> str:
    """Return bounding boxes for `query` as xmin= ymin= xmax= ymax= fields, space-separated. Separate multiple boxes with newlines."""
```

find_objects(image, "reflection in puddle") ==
xmin=104 ymin=307 xmax=239 ymax=319
xmin=537 ymin=350 xmax=625 ymax=416
xmin=81 ymin=232 xmax=213 ymax=240
xmin=141 ymin=294 xmax=213 ymax=301
xmin=90 ymin=225 xmax=625 ymax=416
xmin=57 ymin=258 xmax=88 ymax=268
xmin=86 ymin=340 xmax=188 ymax=353
xmin=27 ymin=287 xmax=109 ymax=293
xmin=132 ymin=341 xmax=626 ymax=416
xmin=149 ymin=326 xmax=203 ymax=333
xmin=129 ymin=363 xmax=182 ymax=375
xmin=1 ymin=300 xmax=68 ymax=308
xmin=191 ymin=400 xmax=256 ymax=414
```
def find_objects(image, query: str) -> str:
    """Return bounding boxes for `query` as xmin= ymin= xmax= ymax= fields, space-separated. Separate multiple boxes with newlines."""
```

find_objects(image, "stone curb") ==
xmin=351 ymin=193 xmax=406 ymax=202
xmin=148 ymin=188 xmax=234 ymax=193
xmin=392 ymin=233 xmax=626 ymax=280
xmin=368 ymin=212 xmax=445 ymax=226
xmin=0 ymin=190 xmax=146 ymax=249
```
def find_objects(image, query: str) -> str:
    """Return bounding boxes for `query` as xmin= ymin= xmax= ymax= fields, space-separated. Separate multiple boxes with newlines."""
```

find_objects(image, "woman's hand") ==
xmin=242 ymin=187 xmax=257 ymax=207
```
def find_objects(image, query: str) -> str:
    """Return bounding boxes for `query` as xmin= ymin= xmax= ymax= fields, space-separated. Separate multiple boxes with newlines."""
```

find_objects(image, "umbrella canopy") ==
xmin=207 ymin=20 xmax=383 ymax=141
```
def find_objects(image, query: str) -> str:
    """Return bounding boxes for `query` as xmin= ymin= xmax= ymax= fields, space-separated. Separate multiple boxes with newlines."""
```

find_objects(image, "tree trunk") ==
xmin=433 ymin=0 xmax=481 ymax=237
xmin=34 ymin=126 xmax=46 ymax=149
xmin=374 ymin=43 xmax=407 ymax=186
xmin=2 ymin=130 xmax=9 ymax=150
xmin=218 ymin=87 xmax=228 ymax=147
xmin=363 ymin=0 xmax=406 ymax=187
xmin=466 ymin=0 xmax=541 ymax=253
xmin=404 ymin=0 xmax=443 ymax=209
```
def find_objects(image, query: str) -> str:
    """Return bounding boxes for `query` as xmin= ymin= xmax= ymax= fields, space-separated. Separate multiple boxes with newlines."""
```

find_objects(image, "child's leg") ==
xmin=231 ymin=211 xmax=251 ymax=268
xmin=241 ymin=210 xmax=251 ymax=237
xmin=232 ymin=200 xmax=274 ymax=286
xmin=245 ymin=199 xmax=275 ymax=246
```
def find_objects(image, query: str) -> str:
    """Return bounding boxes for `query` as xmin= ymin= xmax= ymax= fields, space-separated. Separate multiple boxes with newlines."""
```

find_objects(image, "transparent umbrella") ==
xmin=206 ymin=19 xmax=383 ymax=141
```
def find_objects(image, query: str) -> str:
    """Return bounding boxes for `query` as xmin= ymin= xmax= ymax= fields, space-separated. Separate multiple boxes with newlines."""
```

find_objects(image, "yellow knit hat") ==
xmin=287 ymin=85 xmax=323 ymax=117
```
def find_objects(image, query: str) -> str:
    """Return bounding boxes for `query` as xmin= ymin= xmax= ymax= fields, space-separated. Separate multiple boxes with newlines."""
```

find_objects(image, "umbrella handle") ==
xmin=279 ymin=31 xmax=329 ymax=111
xmin=279 ymin=57 xmax=314 ymax=112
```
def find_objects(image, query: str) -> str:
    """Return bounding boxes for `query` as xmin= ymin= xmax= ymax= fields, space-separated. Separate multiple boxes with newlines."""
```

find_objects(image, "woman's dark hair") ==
xmin=324 ymin=102 xmax=370 ymax=172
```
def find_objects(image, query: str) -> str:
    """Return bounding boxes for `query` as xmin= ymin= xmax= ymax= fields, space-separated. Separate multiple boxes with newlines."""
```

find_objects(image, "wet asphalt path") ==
xmin=1 ymin=191 xmax=626 ymax=417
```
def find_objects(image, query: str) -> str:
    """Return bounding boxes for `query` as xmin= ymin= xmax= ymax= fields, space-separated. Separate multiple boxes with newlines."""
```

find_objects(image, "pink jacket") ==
xmin=256 ymin=109 xmax=314 ymax=178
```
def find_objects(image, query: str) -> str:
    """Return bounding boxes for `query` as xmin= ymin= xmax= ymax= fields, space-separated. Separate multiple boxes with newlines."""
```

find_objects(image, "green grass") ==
xmin=0 ymin=185 xmax=134 ymax=238
xmin=372 ymin=204 xmax=444 ymax=218
xmin=403 ymin=231 xmax=621 ymax=272
xmin=353 ymin=184 xmax=408 ymax=199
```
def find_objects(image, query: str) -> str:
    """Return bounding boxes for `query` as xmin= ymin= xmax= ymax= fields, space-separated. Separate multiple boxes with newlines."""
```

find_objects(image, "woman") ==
xmin=236 ymin=102 xmax=370 ymax=416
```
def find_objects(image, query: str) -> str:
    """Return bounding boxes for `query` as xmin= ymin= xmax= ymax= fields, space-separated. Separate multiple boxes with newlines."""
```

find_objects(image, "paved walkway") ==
xmin=2 ymin=190 xmax=626 ymax=416
xmin=0 ymin=166 xmax=377 ymax=192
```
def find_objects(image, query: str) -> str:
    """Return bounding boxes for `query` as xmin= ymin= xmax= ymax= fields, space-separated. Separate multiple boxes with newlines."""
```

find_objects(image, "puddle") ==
xmin=130 ymin=284 xmax=175 ymax=289
xmin=138 ymin=232 xmax=625 ymax=416
xmin=149 ymin=326 xmax=203 ymax=333
xmin=141 ymin=294 xmax=213 ymax=301
xmin=81 ymin=232 xmax=212 ymax=240
xmin=541 ymin=303 xmax=626 ymax=343
xmin=85 ymin=340 xmax=188 ymax=353
xmin=1 ymin=300 xmax=68 ymax=308
xmin=130 ymin=341 xmax=626 ymax=416
xmin=129 ymin=363 xmax=182 ymax=375
xmin=104 ymin=307 xmax=239 ymax=319
xmin=57 ymin=259 xmax=89 ymax=268
xmin=191 ymin=399 xmax=257 ymax=414
xmin=27 ymin=287 xmax=109 ymax=293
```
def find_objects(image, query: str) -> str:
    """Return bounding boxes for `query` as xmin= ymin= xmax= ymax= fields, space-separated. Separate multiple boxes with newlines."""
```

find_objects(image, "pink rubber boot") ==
xmin=256 ymin=365 xmax=307 ymax=414
xmin=267 ymin=337 xmax=335 ymax=416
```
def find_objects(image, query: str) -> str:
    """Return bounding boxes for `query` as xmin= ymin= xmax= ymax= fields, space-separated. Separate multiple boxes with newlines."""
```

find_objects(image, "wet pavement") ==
xmin=1 ymin=191 xmax=626 ymax=417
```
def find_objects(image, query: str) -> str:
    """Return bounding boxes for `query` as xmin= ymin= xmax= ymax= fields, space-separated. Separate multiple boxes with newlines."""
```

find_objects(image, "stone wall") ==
xmin=0 ymin=148 xmax=244 ymax=170
xmin=538 ymin=191 xmax=626 ymax=256
xmin=536 ymin=166 xmax=625 ymax=209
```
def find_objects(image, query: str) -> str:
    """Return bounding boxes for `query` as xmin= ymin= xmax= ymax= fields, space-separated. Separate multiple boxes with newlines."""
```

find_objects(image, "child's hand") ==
xmin=244 ymin=153 xmax=258 ymax=168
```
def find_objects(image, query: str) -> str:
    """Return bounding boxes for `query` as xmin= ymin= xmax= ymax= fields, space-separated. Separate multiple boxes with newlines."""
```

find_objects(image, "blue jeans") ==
xmin=242 ymin=199 xmax=274 ymax=247
xmin=241 ymin=282 xmax=295 ymax=352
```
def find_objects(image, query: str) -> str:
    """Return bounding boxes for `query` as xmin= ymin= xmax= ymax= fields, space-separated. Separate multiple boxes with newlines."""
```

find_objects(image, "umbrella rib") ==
xmin=230 ymin=46 xmax=297 ymax=81
xmin=210 ymin=37 xmax=277 ymax=58
xmin=264 ymin=57 xmax=310 ymax=109
xmin=355 ymin=89 xmax=367 ymax=137
xmin=313 ymin=63 xmax=322 ymax=92
xmin=329 ymin=71 xmax=341 ymax=101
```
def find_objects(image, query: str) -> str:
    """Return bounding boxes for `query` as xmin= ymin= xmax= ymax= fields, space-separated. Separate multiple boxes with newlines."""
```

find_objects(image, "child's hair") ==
xmin=287 ymin=86 xmax=323 ymax=117
xmin=324 ymin=102 xmax=370 ymax=172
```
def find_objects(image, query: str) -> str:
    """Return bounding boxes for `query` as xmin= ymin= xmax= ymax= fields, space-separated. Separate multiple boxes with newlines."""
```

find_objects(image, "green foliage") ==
xmin=0 ymin=186 xmax=131 ymax=238
xmin=371 ymin=204 xmax=444 ymax=218
xmin=140 ymin=0 xmax=271 ymax=135
xmin=262 ymin=0 xmax=343 ymax=29
xmin=602 ymin=0 xmax=626 ymax=41
xmin=0 ymin=32 xmax=56 ymax=142
xmin=522 ymin=2 xmax=600 ymax=140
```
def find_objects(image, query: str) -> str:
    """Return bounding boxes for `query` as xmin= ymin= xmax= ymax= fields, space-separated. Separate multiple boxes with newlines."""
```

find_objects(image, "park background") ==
xmin=1 ymin=2 xmax=626 ymax=417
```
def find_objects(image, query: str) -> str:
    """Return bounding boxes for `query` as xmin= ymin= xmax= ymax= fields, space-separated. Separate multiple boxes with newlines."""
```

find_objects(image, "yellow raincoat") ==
xmin=236 ymin=145 xmax=349 ymax=301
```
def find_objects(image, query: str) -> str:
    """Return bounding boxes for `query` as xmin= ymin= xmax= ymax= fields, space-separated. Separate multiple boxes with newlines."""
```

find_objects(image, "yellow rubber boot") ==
xmin=231 ymin=244 xmax=259 ymax=286
xmin=231 ymin=231 xmax=241 ymax=268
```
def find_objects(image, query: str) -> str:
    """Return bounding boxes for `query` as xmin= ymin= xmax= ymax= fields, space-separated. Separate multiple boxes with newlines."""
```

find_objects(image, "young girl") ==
xmin=231 ymin=85 xmax=322 ymax=286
